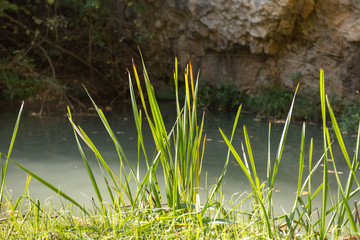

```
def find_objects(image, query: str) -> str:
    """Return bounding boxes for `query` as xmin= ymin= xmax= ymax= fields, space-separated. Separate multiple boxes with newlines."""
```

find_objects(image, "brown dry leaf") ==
xmin=271 ymin=119 xmax=286 ymax=124
xmin=343 ymin=235 xmax=360 ymax=240
xmin=231 ymin=161 xmax=239 ymax=166
xmin=279 ymin=223 xmax=287 ymax=231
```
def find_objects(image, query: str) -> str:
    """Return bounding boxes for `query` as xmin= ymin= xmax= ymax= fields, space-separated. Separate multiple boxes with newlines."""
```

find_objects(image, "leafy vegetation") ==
xmin=197 ymin=80 xmax=245 ymax=110
xmin=339 ymin=97 xmax=360 ymax=132
xmin=198 ymin=81 xmax=318 ymax=119
xmin=0 ymin=0 xmax=146 ymax=104
xmin=198 ymin=80 xmax=360 ymax=132
xmin=1 ymin=59 xmax=360 ymax=239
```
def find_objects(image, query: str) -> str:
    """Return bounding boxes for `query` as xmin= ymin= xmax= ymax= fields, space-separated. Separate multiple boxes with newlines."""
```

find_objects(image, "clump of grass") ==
xmin=1 ymin=55 xmax=360 ymax=239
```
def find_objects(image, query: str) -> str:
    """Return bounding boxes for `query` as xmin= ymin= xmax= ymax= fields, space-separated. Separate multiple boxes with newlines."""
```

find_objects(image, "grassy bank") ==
xmin=1 ymin=57 xmax=360 ymax=239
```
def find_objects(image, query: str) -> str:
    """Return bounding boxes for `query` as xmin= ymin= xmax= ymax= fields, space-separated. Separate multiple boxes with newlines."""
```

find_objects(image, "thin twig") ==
xmin=42 ymin=38 xmax=106 ymax=78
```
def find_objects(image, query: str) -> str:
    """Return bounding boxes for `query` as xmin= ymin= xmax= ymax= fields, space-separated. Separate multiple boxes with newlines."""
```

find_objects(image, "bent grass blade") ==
xmin=67 ymin=108 xmax=104 ymax=212
xmin=10 ymin=158 xmax=89 ymax=215
xmin=202 ymin=105 xmax=242 ymax=215
xmin=325 ymin=128 xmax=358 ymax=234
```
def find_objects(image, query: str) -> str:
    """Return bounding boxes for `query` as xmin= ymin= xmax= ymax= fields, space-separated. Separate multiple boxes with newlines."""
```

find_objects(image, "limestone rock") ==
xmin=139 ymin=0 xmax=360 ymax=101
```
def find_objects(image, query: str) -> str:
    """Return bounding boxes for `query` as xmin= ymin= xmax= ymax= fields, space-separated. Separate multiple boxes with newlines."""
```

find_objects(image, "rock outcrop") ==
xmin=139 ymin=0 xmax=360 ymax=100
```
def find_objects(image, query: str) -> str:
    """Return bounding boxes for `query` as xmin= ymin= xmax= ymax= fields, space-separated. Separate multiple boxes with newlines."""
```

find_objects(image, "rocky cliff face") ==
xmin=140 ymin=0 xmax=360 ymax=100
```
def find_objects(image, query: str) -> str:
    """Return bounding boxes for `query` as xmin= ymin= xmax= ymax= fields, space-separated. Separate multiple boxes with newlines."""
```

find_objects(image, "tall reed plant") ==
xmin=60 ymin=52 xmax=214 ymax=221
xmin=2 ymin=59 xmax=360 ymax=239
xmin=219 ymin=68 xmax=360 ymax=239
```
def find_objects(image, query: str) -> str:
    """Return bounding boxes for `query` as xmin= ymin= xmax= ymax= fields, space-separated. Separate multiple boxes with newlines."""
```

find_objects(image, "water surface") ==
xmin=0 ymin=102 xmax=358 ymax=213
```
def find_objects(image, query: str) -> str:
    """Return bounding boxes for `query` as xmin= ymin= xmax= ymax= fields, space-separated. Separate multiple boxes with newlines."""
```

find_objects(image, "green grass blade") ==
xmin=326 ymin=95 xmax=359 ymax=187
xmin=0 ymin=101 xmax=24 ymax=208
xmin=84 ymin=88 xmax=139 ymax=186
xmin=319 ymin=67 xmax=328 ymax=240
xmin=243 ymin=125 xmax=260 ymax=189
xmin=133 ymin=151 xmax=162 ymax=207
xmin=297 ymin=123 xmax=306 ymax=194
xmin=129 ymin=73 xmax=150 ymax=168
xmin=68 ymin=108 xmax=104 ymax=209
xmin=203 ymin=105 xmax=242 ymax=213
xmin=325 ymin=128 xmax=358 ymax=234
xmin=220 ymin=124 xmax=272 ymax=237
xmin=267 ymin=122 xmax=271 ymax=189
xmin=287 ymin=122 xmax=306 ymax=233
xmin=267 ymin=83 xmax=299 ymax=221
xmin=307 ymin=138 xmax=313 ymax=220
xmin=270 ymin=83 xmax=299 ymax=189
xmin=10 ymin=158 xmax=89 ymax=215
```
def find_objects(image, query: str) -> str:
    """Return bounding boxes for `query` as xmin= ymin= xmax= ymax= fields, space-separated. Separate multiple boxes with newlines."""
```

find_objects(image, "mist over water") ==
xmin=0 ymin=102 xmax=357 ymax=213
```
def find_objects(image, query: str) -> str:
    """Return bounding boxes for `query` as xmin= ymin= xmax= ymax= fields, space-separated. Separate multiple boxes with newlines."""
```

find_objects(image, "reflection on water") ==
xmin=0 ymin=102 xmax=358 ymax=213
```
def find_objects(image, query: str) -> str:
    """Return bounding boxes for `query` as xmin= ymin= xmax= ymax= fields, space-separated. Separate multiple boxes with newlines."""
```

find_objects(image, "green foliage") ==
xmin=198 ymin=80 xmax=248 ymax=110
xmin=198 ymin=81 xmax=325 ymax=121
xmin=288 ymin=71 xmax=303 ymax=84
xmin=255 ymin=84 xmax=294 ymax=118
xmin=0 ymin=0 xmax=18 ymax=16
xmin=339 ymin=97 xmax=360 ymax=132
xmin=0 ymin=0 xmax=146 ymax=101
xmin=293 ymin=87 xmax=322 ymax=121
xmin=0 ymin=57 xmax=43 ymax=101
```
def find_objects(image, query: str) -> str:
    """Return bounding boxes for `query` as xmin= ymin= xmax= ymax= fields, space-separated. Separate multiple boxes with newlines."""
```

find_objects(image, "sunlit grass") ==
xmin=0 ymin=58 xmax=359 ymax=239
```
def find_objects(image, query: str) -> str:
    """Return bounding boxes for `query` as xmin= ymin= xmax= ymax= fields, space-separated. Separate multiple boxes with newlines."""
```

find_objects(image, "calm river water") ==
xmin=0 ymin=102 xmax=358 ymax=213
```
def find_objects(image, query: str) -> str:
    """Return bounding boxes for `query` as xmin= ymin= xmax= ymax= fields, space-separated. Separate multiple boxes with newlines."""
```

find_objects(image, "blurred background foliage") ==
xmin=0 ymin=0 xmax=147 ymax=108
xmin=0 ymin=0 xmax=359 ymax=130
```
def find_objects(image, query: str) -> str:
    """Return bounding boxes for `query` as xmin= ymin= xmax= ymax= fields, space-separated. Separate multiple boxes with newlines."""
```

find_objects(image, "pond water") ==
xmin=0 ymin=102 xmax=358 ymax=213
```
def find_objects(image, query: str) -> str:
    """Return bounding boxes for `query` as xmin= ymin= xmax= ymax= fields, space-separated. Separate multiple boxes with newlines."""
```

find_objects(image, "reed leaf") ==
xmin=269 ymin=83 xmax=299 ymax=192
xmin=220 ymin=124 xmax=272 ymax=237
xmin=326 ymin=95 xmax=359 ymax=187
xmin=319 ymin=67 xmax=328 ymax=240
xmin=326 ymin=95 xmax=360 ymax=235
xmin=286 ymin=122 xmax=306 ymax=234
xmin=10 ymin=158 xmax=89 ymax=215
xmin=324 ymin=127 xmax=358 ymax=234
xmin=202 ymin=105 xmax=242 ymax=215
xmin=0 ymin=101 xmax=24 ymax=208
xmin=243 ymin=125 xmax=260 ymax=190
xmin=67 ymin=108 xmax=104 ymax=212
